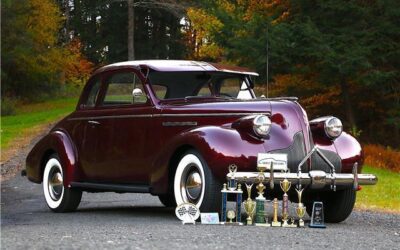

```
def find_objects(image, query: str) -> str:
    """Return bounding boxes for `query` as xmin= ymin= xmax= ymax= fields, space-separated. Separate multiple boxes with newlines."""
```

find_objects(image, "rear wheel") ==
xmin=306 ymin=189 xmax=356 ymax=223
xmin=42 ymin=154 xmax=82 ymax=212
xmin=158 ymin=193 xmax=176 ymax=207
xmin=173 ymin=150 xmax=221 ymax=212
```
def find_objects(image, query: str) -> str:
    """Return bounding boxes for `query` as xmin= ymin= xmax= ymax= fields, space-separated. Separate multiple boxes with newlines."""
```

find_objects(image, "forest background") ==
xmin=1 ymin=0 xmax=399 ymax=169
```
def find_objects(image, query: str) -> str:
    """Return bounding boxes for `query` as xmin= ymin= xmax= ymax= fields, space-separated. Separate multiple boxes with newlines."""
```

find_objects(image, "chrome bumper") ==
xmin=226 ymin=146 xmax=378 ymax=190
xmin=228 ymin=170 xmax=378 ymax=190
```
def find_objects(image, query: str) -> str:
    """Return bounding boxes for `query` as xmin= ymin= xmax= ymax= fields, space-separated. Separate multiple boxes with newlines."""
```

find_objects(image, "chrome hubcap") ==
xmin=181 ymin=165 xmax=202 ymax=203
xmin=48 ymin=168 xmax=63 ymax=201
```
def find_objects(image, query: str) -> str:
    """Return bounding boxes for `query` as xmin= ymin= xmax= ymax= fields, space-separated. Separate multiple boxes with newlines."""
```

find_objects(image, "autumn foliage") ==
xmin=364 ymin=145 xmax=400 ymax=173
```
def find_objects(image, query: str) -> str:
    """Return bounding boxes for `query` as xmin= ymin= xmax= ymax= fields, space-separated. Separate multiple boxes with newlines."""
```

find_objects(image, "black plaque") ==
xmin=309 ymin=201 xmax=326 ymax=228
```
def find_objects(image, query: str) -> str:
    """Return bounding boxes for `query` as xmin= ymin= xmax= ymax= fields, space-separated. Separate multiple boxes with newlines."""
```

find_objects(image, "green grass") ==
xmin=356 ymin=165 xmax=400 ymax=212
xmin=1 ymin=98 xmax=78 ymax=150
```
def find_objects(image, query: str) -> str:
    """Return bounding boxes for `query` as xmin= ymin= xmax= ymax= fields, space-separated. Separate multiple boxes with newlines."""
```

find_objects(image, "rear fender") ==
xmin=25 ymin=130 xmax=78 ymax=187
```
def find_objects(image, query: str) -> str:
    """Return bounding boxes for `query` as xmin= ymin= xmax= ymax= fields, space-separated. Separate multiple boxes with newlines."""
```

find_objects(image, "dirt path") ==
xmin=0 ymin=124 xmax=52 ymax=182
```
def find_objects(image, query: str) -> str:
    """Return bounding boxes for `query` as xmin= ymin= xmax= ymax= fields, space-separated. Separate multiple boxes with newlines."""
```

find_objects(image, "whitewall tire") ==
xmin=173 ymin=150 xmax=221 ymax=212
xmin=42 ymin=154 xmax=82 ymax=212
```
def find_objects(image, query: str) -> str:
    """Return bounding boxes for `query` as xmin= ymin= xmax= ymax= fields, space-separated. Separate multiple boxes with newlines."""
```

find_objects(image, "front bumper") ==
xmin=229 ymin=170 xmax=377 ymax=190
xmin=226 ymin=146 xmax=378 ymax=190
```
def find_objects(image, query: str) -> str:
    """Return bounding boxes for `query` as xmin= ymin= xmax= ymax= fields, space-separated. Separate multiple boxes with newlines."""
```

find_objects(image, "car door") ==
xmin=80 ymin=69 xmax=154 ymax=184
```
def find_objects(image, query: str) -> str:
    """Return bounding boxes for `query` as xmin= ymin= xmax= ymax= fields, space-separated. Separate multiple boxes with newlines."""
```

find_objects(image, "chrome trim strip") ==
xmin=162 ymin=121 xmax=198 ymax=127
xmin=154 ymin=113 xmax=267 ymax=117
xmin=68 ymin=114 xmax=152 ymax=121
xmin=68 ymin=112 xmax=268 ymax=121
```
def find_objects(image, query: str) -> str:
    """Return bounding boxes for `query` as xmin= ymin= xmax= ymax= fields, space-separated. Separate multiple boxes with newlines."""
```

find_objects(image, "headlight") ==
xmin=253 ymin=115 xmax=271 ymax=137
xmin=324 ymin=117 xmax=343 ymax=139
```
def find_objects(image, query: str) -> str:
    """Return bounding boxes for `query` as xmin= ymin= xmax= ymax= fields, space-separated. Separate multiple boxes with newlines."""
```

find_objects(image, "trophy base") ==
xmin=221 ymin=222 xmax=243 ymax=226
xmin=271 ymin=221 xmax=281 ymax=227
xmin=298 ymin=221 xmax=305 ymax=227
xmin=255 ymin=223 xmax=271 ymax=227
xmin=309 ymin=223 xmax=326 ymax=228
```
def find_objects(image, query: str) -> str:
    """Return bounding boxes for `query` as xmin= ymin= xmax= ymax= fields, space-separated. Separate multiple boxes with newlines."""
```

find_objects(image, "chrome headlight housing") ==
xmin=253 ymin=115 xmax=272 ymax=138
xmin=324 ymin=117 xmax=343 ymax=139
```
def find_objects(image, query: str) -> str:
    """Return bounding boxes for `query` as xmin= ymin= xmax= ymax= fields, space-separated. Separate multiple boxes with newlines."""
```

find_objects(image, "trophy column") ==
xmin=280 ymin=178 xmax=292 ymax=227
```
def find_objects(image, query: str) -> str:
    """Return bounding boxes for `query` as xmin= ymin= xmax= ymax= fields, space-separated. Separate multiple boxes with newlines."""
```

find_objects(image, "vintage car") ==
xmin=24 ymin=60 xmax=377 ymax=222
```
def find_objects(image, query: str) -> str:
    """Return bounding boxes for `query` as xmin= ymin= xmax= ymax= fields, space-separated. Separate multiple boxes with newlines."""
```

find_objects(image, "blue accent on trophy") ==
xmin=220 ymin=164 xmax=243 ymax=225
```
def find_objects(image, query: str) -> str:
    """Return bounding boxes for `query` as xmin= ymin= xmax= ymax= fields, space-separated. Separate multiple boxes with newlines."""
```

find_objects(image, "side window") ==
xmin=85 ymin=77 xmax=102 ymax=108
xmin=101 ymin=72 xmax=146 ymax=106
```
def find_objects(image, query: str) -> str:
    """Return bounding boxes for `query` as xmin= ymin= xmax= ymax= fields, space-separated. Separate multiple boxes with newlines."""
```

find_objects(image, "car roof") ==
xmin=94 ymin=60 xmax=259 ymax=76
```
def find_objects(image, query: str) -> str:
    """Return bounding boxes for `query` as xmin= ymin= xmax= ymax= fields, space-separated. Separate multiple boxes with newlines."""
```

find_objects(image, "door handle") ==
xmin=88 ymin=120 xmax=100 ymax=126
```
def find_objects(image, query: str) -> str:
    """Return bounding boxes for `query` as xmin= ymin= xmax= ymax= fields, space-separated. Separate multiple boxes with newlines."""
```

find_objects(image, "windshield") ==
xmin=148 ymin=71 xmax=254 ymax=100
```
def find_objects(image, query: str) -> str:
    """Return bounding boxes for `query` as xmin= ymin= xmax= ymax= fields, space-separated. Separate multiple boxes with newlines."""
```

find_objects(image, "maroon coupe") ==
xmin=24 ymin=60 xmax=377 ymax=222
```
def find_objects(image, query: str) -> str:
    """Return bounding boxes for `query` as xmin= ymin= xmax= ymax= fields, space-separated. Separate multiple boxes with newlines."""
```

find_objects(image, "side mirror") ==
xmin=132 ymin=88 xmax=143 ymax=98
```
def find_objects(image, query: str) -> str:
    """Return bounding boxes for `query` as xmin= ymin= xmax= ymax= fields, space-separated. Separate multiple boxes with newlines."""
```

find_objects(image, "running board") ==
xmin=70 ymin=182 xmax=150 ymax=193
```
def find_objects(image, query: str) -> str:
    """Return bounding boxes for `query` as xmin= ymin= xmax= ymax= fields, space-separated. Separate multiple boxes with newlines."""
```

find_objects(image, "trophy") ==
xmin=309 ymin=201 xmax=326 ymax=228
xmin=295 ymin=188 xmax=306 ymax=227
xmin=271 ymin=198 xmax=281 ymax=227
xmin=221 ymin=165 xmax=243 ymax=225
xmin=280 ymin=178 xmax=291 ymax=227
xmin=243 ymin=183 xmax=256 ymax=225
xmin=254 ymin=172 xmax=270 ymax=227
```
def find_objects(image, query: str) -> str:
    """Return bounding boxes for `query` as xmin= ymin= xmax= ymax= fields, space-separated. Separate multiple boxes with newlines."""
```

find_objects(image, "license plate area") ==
xmin=257 ymin=153 xmax=288 ymax=172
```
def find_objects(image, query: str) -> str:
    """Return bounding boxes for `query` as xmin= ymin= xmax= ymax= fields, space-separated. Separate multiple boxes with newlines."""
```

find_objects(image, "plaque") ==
xmin=175 ymin=203 xmax=200 ymax=225
xmin=309 ymin=201 xmax=326 ymax=228
xmin=200 ymin=213 xmax=220 ymax=224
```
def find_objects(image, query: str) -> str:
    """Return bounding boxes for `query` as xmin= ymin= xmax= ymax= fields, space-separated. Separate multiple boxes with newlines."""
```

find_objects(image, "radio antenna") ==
xmin=266 ymin=25 xmax=269 ymax=98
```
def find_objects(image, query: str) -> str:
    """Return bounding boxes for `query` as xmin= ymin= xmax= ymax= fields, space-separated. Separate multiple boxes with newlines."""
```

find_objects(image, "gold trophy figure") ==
xmin=296 ymin=188 xmax=306 ymax=227
xmin=280 ymin=178 xmax=291 ymax=227
xmin=271 ymin=198 xmax=281 ymax=227
xmin=244 ymin=183 xmax=256 ymax=225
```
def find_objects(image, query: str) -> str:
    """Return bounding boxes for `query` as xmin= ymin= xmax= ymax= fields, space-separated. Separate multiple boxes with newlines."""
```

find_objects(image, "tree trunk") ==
xmin=340 ymin=80 xmax=357 ymax=131
xmin=128 ymin=0 xmax=135 ymax=60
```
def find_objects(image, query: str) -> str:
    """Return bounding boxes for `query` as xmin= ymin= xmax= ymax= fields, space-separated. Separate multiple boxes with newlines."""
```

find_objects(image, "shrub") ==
xmin=1 ymin=98 xmax=17 ymax=116
xmin=364 ymin=144 xmax=400 ymax=173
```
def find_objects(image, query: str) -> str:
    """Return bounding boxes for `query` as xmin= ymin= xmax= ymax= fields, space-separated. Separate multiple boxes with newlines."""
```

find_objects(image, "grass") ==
xmin=1 ymin=98 xmax=78 ymax=151
xmin=356 ymin=165 xmax=400 ymax=213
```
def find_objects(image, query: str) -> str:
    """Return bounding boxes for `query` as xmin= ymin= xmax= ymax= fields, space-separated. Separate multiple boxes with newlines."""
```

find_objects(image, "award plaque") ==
xmin=175 ymin=203 xmax=200 ymax=225
xmin=309 ymin=201 xmax=326 ymax=228
xmin=221 ymin=165 xmax=243 ymax=225
xmin=244 ymin=183 xmax=256 ymax=225
xmin=271 ymin=198 xmax=281 ymax=227
xmin=280 ymin=178 xmax=292 ymax=227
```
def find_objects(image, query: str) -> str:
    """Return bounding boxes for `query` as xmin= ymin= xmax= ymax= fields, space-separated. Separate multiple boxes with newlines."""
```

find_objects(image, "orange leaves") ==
xmin=64 ymin=39 xmax=94 ymax=84
xmin=364 ymin=144 xmax=400 ymax=172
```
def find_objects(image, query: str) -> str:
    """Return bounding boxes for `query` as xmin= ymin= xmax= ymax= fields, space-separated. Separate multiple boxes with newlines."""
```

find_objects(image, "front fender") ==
xmin=150 ymin=126 xmax=265 ymax=194
xmin=25 ymin=130 xmax=78 ymax=186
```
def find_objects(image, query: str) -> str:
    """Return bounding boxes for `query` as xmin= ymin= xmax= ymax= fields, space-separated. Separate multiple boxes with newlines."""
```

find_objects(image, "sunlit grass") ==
xmin=1 ymin=98 xmax=78 ymax=151
xmin=356 ymin=165 xmax=400 ymax=213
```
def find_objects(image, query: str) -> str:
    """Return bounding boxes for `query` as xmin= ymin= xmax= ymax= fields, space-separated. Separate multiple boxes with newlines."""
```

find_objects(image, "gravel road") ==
xmin=1 ymin=133 xmax=400 ymax=249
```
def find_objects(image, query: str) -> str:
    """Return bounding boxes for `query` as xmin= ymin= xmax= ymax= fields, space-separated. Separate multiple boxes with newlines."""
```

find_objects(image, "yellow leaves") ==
xmin=27 ymin=0 xmax=61 ymax=46
xmin=186 ymin=7 xmax=224 ymax=60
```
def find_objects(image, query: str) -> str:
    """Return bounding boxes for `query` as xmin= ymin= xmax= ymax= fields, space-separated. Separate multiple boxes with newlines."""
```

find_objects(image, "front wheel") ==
xmin=173 ymin=150 xmax=221 ymax=212
xmin=42 ymin=154 xmax=82 ymax=212
xmin=306 ymin=189 xmax=356 ymax=223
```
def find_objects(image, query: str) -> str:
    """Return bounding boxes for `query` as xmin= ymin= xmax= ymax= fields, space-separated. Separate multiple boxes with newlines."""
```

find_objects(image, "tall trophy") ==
xmin=280 ymin=178 xmax=291 ymax=227
xmin=254 ymin=172 xmax=270 ymax=226
xmin=243 ymin=183 xmax=256 ymax=225
xmin=295 ymin=188 xmax=306 ymax=227
xmin=221 ymin=165 xmax=243 ymax=225
xmin=271 ymin=198 xmax=281 ymax=227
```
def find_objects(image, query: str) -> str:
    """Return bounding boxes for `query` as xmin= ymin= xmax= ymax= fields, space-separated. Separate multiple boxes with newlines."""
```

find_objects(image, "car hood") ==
xmin=159 ymin=99 xmax=271 ymax=115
